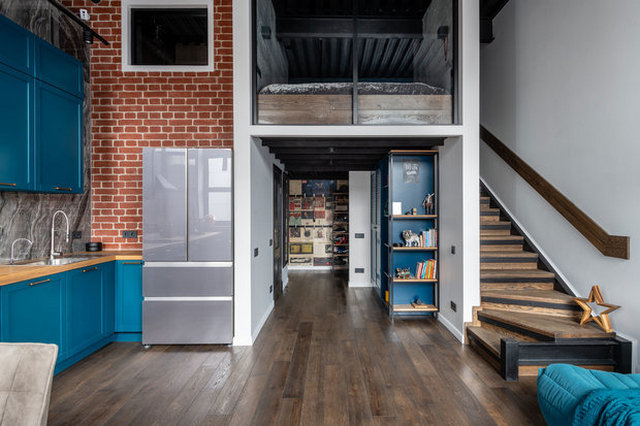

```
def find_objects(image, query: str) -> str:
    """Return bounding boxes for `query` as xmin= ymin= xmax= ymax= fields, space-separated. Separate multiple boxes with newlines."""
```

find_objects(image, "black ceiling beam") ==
xmin=480 ymin=0 xmax=509 ymax=44
xmin=276 ymin=17 xmax=423 ymax=39
xmin=287 ymin=171 xmax=349 ymax=179
xmin=286 ymin=165 xmax=374 ymax=172
xmin=276 ymin=154 xmax=383 ymax=161
xmin=268 ymin=147 xmax=392 ymax=155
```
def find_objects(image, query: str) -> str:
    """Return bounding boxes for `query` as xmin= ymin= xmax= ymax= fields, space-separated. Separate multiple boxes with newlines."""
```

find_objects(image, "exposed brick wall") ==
xmin=63 ymin=0 xmax=233 ymax=250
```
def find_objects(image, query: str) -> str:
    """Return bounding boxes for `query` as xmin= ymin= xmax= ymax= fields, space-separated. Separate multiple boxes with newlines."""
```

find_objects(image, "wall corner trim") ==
xmin=251 ymin=300 xmax=275 ymax=342
xmin=438 ymin=313 xmax=465 ymax=343
xmin=232 ymin=335 xmax=254 ymax=346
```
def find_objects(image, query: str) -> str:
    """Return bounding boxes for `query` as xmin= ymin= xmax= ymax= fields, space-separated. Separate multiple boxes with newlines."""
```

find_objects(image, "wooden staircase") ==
xmin=467 ymin=188 xmax=632 ymax=381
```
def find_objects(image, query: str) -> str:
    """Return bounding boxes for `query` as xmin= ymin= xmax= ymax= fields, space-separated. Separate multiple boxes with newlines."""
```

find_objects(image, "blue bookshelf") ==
xmin=384 ymin=151 xmax=439 ymax=317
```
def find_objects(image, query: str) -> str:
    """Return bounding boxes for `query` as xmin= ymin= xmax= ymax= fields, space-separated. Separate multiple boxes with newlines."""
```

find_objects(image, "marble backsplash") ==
xmin=0 ymin=0 xmax=92 ymax=262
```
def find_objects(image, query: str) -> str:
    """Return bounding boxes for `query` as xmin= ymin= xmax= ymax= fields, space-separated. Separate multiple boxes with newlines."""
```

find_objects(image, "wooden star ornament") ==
xmin=574 ymin=285 xmax=620 ymax=333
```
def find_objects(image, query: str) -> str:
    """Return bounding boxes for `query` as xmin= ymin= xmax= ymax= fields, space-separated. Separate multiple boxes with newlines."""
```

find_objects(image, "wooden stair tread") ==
xmin=467 ymin=326 xmax=503 ymax=357
xmin=481 ymin=235 xmax=523 ymax=242
xmin=482 ymin=289 xmax=575 ymax=305
xmin=478 ymin=309 xmax=615 ymax=339
xmin=481 ymin=221 xmax=511 ymax=227
xmin=481 ymin=269 xmax=554 ymax=279
xmin=481 ymin=251 xmax=538 ymax=259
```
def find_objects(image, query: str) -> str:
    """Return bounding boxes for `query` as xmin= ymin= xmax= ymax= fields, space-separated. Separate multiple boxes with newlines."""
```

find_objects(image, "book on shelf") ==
xmin=415 ymin=259 xmax=437 ymax=280
xmin=418 ymin=229 xmax=437 ymax=247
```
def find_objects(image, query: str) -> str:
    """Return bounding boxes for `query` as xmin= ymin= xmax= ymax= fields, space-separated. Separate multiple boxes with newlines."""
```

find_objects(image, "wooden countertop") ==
xmin=0 ymin=251 xmax=143 ymax=287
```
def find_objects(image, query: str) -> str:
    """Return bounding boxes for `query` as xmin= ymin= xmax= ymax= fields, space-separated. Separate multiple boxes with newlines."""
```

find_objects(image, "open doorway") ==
xmin=273 ymin=165 xmax=283 ymax=301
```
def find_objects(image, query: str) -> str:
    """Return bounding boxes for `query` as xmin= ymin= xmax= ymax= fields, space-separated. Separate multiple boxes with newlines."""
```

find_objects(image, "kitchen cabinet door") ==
xmin=35 ymin=81 xmax=83 ymax=193
xmin=35 ymin=38 xmax=83 ymax=98
xmin=0 ymin=63 xmax=34 ymax=191
xmin=66 ymin=265 xmax=103 ymax=355
xmin=0 ymin=14 xmax=34 ymax=75
xmin=0 ymin=274 xmax=65 ymax=361
xmin=116 ymin=261 xmax=143 ymax=333
xmin=102 ymin=261 xmax=116 ymax=337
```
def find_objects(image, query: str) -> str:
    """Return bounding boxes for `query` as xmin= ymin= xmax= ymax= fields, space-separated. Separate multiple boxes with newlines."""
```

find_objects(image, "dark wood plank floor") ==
xmin=48 ymin=272 xmax=544 ymax=425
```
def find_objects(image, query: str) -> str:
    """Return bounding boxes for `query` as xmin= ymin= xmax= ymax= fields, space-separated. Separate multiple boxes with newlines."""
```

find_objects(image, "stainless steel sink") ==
xmin=19 ymin=257 xmax=91 ymax=266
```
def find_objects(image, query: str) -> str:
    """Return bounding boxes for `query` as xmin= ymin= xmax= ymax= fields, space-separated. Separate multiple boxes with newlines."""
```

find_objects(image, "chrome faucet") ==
xmin=10 ymin=238 xmax=33 ymax=265
xmin=50 ymin=210 xmax=70 ymax=260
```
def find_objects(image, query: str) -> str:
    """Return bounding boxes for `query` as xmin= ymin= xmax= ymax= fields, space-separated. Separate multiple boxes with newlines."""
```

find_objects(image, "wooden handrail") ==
xmin=480 ymin=125 xmax=630 ymax=260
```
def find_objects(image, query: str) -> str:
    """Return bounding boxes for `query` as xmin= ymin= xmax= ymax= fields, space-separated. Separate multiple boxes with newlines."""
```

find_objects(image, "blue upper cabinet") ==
xmin=0 ymin=273 xmax=66 ymax=361
xmin=0 ymin=15 xmax=35 ymax=75
xmin=0 ymin=15 xmax=84 ymax=194
xmin=0 ymin=63 xmax=34 ymax=191
xmin=35 ymin=39 xmax=83 ymax=99
xmin=35 ymin=81 xmax=83 ymax=193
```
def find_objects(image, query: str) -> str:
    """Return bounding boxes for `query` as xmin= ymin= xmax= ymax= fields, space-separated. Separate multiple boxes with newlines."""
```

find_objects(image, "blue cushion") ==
xmin=537 ymin=364 xmax=640 ymax=426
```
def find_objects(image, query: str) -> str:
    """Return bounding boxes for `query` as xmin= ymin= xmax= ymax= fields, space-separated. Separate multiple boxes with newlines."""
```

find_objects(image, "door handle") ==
xmin=29 ymin=278 xmax=51 ymax=286
xmin=0 ymin=182 xmax=17 ymax=187
xmin=122 ymin=261 xmax=144 ymax=265
xmin=55 ymin=187 xmax=73 ymax=191
xmin=82 ymin=267 xmax=98 ymax=273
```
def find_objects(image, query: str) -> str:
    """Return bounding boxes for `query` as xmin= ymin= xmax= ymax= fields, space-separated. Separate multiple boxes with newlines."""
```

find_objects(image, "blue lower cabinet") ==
xmin=66 ymin=265 xmax=103 ymax=355
xmin=0 ymin=260 xmax=141 ymax=373
xmin=115 ymin=261 xmax=143 ymax=339
xmin=0 ymin=273 xmax=65 ymax=361
xmin=103 ymin=261 xmax=116 ymax=337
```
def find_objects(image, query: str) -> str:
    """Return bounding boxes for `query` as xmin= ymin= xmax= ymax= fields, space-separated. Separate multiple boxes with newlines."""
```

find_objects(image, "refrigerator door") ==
xmin=143 ymin=263 xmax=233 ymax=297
xmin=187 ymin=149 xmax=233 ymax=262
xmin=142 ymin=299 xmax=232 ymax=344
xmin=143 ymin=148 xmax=187 ymax=261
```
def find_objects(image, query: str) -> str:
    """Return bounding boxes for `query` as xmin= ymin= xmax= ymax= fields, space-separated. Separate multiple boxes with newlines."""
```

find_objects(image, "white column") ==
xmin=232 ymin=0 xmax=253 ymax=345
xmin=460 ymin=0 xmax=481 ymax=331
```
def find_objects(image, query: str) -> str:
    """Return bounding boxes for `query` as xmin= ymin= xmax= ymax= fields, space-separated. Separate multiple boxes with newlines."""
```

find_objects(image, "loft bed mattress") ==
xmin=259 ymin=82 xmax=448 ymax=96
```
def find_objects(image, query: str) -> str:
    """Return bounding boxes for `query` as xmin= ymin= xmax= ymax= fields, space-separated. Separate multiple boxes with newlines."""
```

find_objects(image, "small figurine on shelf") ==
xmin=395 ymin=268 xmax=411 ymax=280
xmin=411 ymin=208 xmax=417 ymax=215
xmin=401 ymin=230 xmax=421 ymax=247
xmin=423 ymin=193 xmax=435 ymax=215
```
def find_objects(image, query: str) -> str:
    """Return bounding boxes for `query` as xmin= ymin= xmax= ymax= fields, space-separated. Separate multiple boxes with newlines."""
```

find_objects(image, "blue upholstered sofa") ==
xmin=538 ymin=364 xmax=640 ymax=425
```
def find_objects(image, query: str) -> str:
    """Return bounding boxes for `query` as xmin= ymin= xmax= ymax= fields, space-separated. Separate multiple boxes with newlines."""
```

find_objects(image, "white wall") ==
xmin=480 ymin=0 xmax=640 ymax=369
xmin=349 ymin=172 xmax=372 ymax=287
xmin=438 ymin=137 xmax=465 ymax=341
xmin=250 ymin=140 xmax=277 ymax=340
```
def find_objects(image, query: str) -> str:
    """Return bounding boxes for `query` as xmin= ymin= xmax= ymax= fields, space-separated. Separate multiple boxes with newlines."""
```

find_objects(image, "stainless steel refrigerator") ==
xmin=142 ymin=148 xmax=233 ymax=344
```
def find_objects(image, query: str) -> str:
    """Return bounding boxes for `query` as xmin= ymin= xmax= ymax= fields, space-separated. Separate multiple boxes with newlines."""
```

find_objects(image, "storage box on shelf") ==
xmin=0 ymin=15 xmax=83 ymax=194
xmin=332 ymin=191 xmax=349 ymax=270
xmin=381 ymin=151 xmax=439 ymax=317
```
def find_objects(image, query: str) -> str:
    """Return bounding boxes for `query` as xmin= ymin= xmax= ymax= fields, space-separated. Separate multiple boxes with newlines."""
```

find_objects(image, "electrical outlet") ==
xmin=254 ymin=248 xmax=259 ymax=257
xmin=355 ymin=268 xmax=365 ymax=273
xmin=355 ymin=233 xmax=365 ymax=239
xmin=451 ymin=245 xmax=456 ymax=255
xmin=122 ymin=230 xmax=137 ymax=239
xmin=71 ymin=231 xmax=82 ymax=239
xmin=450 ymin=301 xmax=457 ymax=312
xmin=269 ymin=285 xmax=273 ymax=293
xmin=269 ymin=239 xmax=273 ymax=246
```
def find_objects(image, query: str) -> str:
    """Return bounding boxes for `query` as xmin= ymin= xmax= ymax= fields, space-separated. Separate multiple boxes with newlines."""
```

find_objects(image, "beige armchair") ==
xmin=0 ymin=343 xmax=58 ymax=426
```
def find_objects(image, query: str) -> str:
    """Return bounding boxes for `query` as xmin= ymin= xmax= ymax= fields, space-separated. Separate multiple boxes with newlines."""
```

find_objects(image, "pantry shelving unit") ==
xmin=382 ymin=150 xmax=439 ymax=318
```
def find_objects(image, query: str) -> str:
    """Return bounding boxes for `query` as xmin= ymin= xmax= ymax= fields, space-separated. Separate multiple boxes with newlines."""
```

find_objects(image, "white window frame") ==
xmin=121 ymin=0 xmax=215 ymax=72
